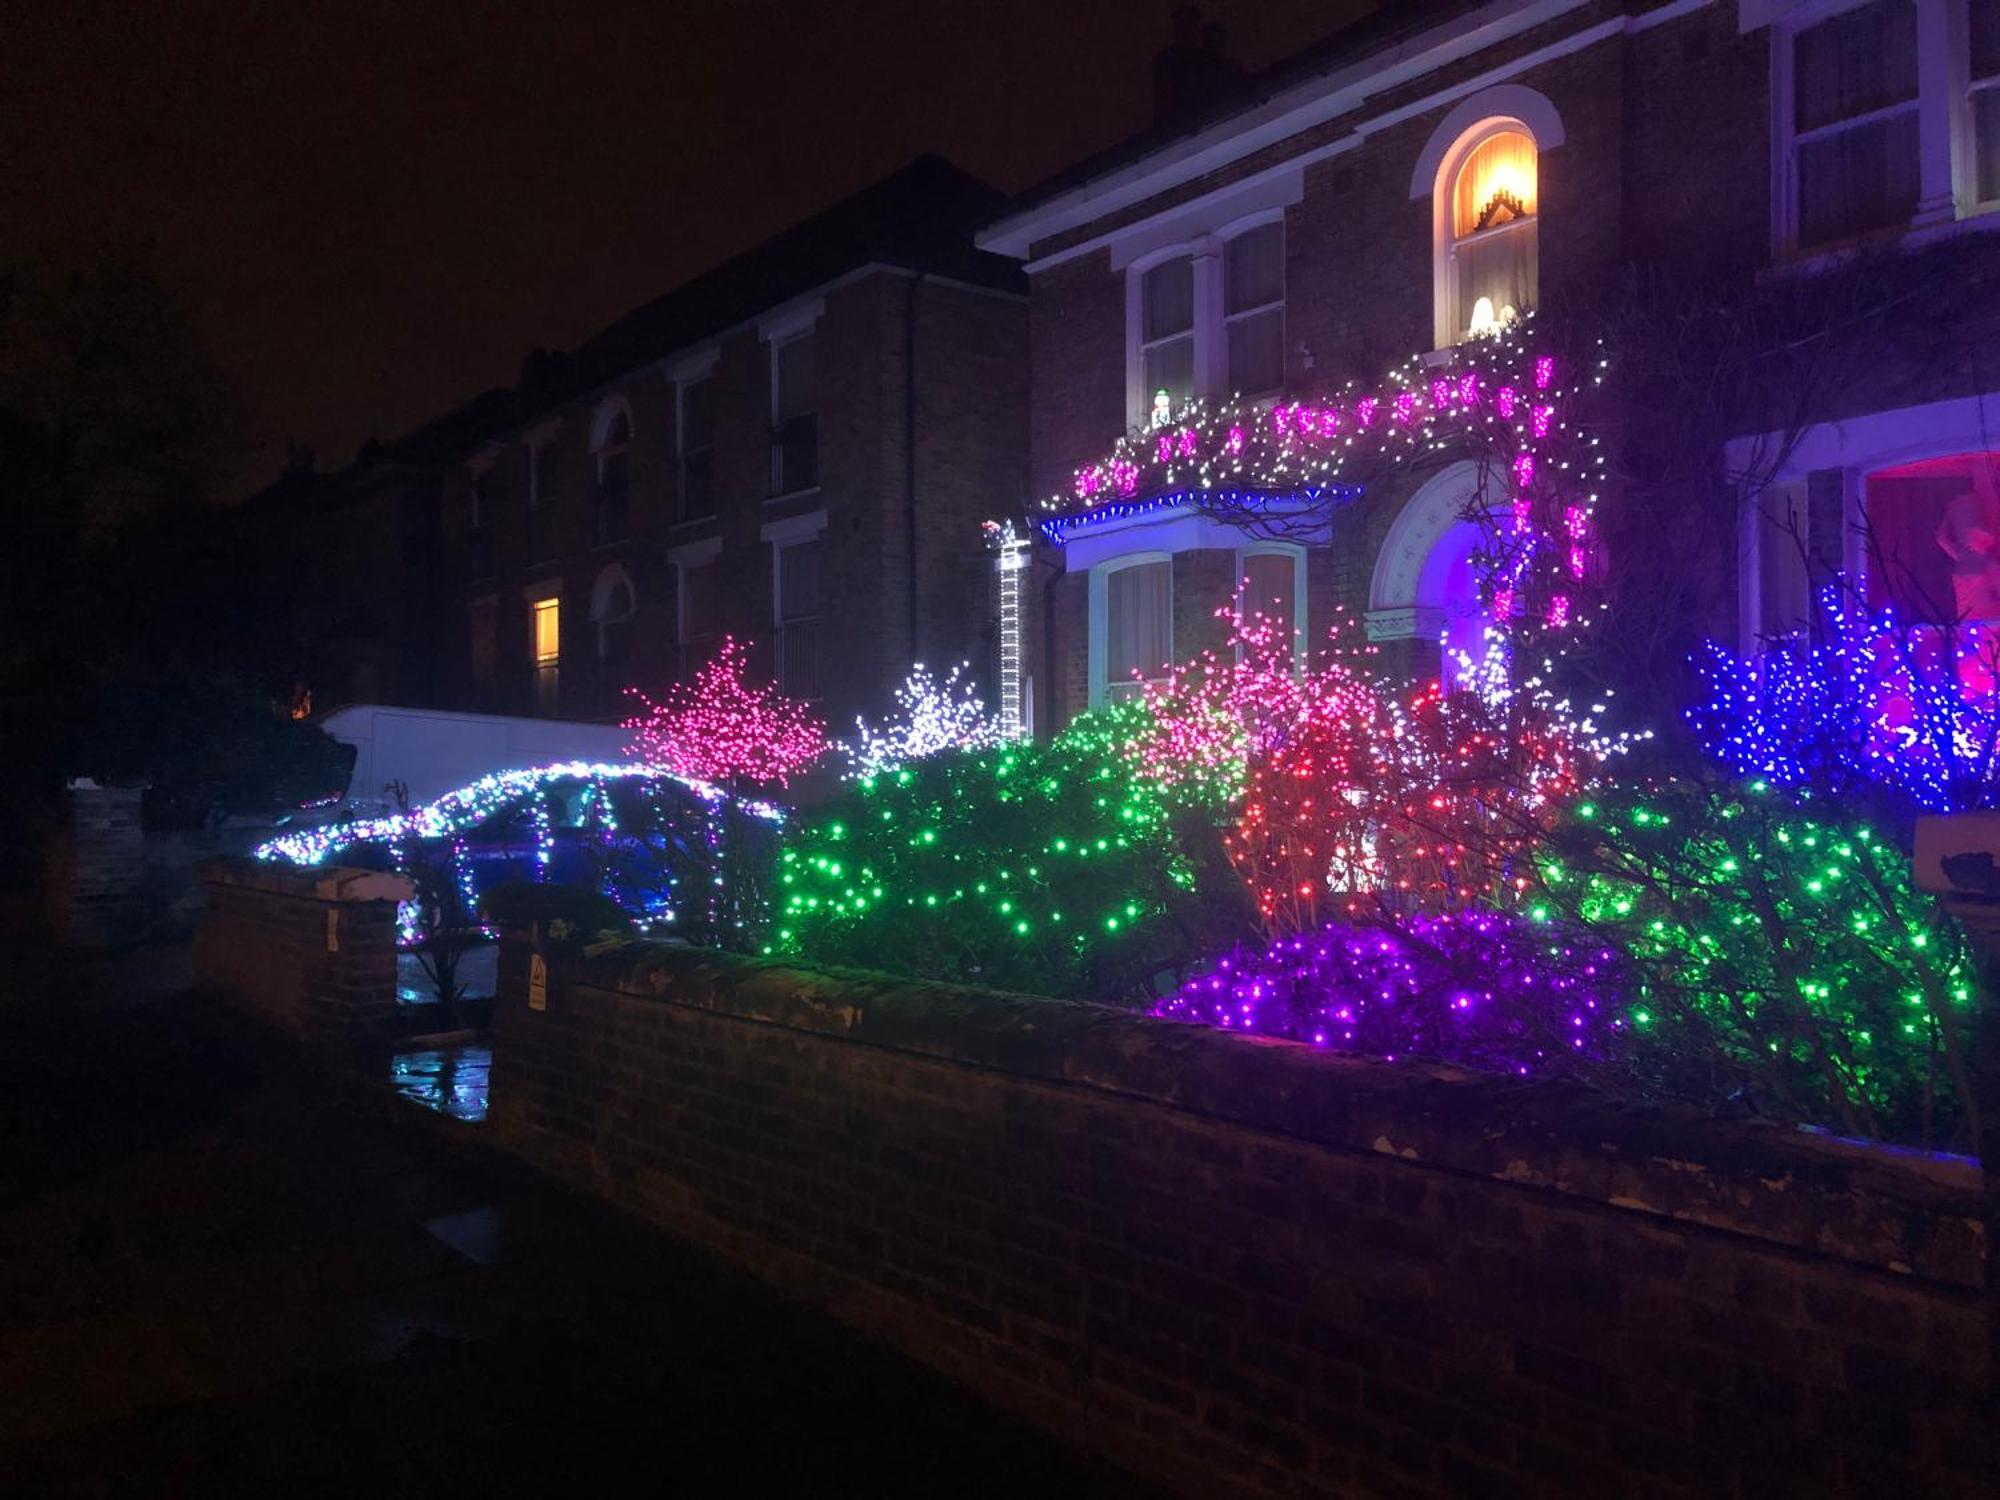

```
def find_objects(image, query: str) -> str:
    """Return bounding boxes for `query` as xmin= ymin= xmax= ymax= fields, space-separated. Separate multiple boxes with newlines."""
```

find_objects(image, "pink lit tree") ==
xmin=623 ymin=636 xmax=828 ymax=790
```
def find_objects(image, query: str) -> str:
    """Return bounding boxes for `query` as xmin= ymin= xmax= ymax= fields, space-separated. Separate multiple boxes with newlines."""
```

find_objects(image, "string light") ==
xmin=623 ymin=636 xmax=828 ymax=788
xmin=771 ymin=705 xmax=1249 ymax=1003
xmin=1528 ymin=778 xmax=1975 ymax=1148
xmin=839 ymin=662 xmax=1007 ymax=778
xmin=1689 ymin=580 xmax=2000 ymax=814
xmin=1156 ymin=909 xmax=1625 ymax=1080
xmin=254 ymin=761 xmax=784 ymax=943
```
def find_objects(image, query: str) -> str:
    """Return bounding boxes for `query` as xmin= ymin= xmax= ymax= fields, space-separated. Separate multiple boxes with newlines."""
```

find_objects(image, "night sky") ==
xmin=3 ymin=0 xmax=1378 ymax=494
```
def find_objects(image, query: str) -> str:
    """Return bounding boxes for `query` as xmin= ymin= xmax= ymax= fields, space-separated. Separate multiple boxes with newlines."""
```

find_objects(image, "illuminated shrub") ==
xmin=1529 ymin=776 xmax=1977 ymax=1148
xmin=772 ymin=707 xmax=1256 ymax=1002
xmin=1157 ymin=908 xmax=1628 ymax=1083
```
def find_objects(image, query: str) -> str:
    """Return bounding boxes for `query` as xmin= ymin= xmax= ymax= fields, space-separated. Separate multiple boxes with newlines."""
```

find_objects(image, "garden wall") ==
xmin=487 ymin=935 xmax=1989 ymax=1499
xmin=194 ymin=856 xmax=409 ymax=1054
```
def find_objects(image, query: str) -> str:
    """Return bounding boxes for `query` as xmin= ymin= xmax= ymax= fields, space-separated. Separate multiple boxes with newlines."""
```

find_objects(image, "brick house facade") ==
xmin=270 ymin=157 xmax=1026 ymax=736
xmin=977 ymin=0 xmax=2000 ymax=730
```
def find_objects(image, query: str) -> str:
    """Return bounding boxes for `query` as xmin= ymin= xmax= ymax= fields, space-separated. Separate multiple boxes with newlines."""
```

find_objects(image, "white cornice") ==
xmin=987 ymin=0 xmax=1714 ymax=267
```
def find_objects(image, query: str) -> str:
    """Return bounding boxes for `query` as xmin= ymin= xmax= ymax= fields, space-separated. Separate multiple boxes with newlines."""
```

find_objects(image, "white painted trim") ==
xmin=588 ymin=393 xmax=632 ymax=452
xmin=980 ymin=0 xmax=1596 ymax=258
xmin=662 ymin=346 xmax=718 ymax=383
xmin=1236 ymin=541 xmax=1309 ymax=672
xmin=1055 ymin=502 xmax=1335 ymax=572
xmin=589 ymin=562 xmax=637 ymax=622
xmin=1105 ymin=170 xmax=1304 ymax=272
xmin=1368 ymin=462 xmax=1486 ymax=615
xmin=1726 ymin=387 xmax=2000 ymax=645
xmin=995 ymin=2 xmax=1716 ymax=269
xmin=758 ymin=298 xmax=825 ymax=345
xmin=759 ymin=507 xmax=829 ymax=546
xmin=666 ymin=536 xmax=722 ymax=569
xmin=1407 ymin=85 xmax=1566 ymax=198
xmin=1087 ymin=551 xmax=1174 ymax=709
xmin=1425 ymin=112 xmax=1548 ymax=350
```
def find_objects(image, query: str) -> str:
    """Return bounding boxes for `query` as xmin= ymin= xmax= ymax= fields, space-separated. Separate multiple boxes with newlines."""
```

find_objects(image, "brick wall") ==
xmin=194 ymin=856 xmax=410 ymax=1056
xmin=486 ymin=938 xmax=1989 ymax=1499
xmin=429 ymin=268 xmax=1027 ymax=732
xmin=47 ymin=784 xmax=147 ymax=949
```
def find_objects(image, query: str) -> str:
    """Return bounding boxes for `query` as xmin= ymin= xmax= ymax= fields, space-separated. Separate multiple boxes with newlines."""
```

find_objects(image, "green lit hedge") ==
xmin=770 ymin=709 xmax=1256 ymax=1001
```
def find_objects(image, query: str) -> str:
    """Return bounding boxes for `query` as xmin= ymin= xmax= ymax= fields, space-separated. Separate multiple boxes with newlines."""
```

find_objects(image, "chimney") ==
xmin=1152 ymin=4 xmax=1247 ymax=127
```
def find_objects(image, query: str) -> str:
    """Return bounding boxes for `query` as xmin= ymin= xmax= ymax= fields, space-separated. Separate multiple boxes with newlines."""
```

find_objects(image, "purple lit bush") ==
xmin=1154 ymin=910 xmax=1628 ymax=1082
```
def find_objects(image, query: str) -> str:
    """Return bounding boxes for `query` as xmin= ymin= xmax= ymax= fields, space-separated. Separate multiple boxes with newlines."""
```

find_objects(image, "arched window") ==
xmin=592 ymin=401 xmax=632 ymax=543
xmin=590 ymin=564 xmax=637 ymax=714
xmin=1443 ymin=125 xmax=1538 ymax=343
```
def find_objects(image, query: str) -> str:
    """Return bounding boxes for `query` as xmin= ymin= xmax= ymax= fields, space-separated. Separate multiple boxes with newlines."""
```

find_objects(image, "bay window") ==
xmin=1102 ymin=558 xmax=1173 ymax=703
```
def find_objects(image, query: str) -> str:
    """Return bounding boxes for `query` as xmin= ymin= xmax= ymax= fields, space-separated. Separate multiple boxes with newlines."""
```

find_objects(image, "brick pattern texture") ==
xmin=47 ymin=785 xmax=147 ymax=948
xmin=487 ymin=941 xmax=1990 ymax=1499
xmin=194 ymin=857 xmax=408 ymax=1055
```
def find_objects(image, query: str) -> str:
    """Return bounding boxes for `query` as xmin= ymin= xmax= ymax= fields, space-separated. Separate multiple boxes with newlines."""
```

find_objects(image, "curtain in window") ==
xmin=1453 ymin=220 xmax=1537 ymax=339
xmin=1106 ymin=561 xmax=1172 ymax=696
xmin=1451 ymin=131 xmax=1537 ymax=238
xmin=1797 ymin=114 xmax=1920 ymax=247
xmin=1793 ymin=0 xmax=1916 ymax=132
xmin=1142 ymin=257 xmax=1195 ymax=415
xmin=1240 ymin=552 xmax=1295 ymax=649
xmin=1225 ymin=222 xmax=1285 ymax=395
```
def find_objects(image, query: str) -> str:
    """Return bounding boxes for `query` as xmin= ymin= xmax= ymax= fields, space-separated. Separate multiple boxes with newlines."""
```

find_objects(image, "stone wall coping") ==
xmin=544 ymin=938 xmax=1986 ymax=1290
xmin=198 ymin=853 xmax=413 ymax=905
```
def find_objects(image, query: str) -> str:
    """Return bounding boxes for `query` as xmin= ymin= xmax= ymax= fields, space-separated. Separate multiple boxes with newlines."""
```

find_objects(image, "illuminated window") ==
xmin=1443 ymin=126 xmax=1538 ymax=343
xmin=532 ymin=596 xmax=560 ymax=716
xmin=1866 ymin=452 xmax=2000 ymax=625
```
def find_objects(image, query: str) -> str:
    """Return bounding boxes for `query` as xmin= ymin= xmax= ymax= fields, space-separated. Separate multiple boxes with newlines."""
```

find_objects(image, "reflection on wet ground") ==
xmin=389 ymin=1045 xmax=491 ymax=1123
xmin=394 ymin=943 xmax=497 ymax=1007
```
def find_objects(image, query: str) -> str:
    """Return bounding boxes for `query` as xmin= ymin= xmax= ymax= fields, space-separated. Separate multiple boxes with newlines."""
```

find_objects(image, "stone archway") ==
xmin=1366 ymin=461 xmax=1495 ymax=682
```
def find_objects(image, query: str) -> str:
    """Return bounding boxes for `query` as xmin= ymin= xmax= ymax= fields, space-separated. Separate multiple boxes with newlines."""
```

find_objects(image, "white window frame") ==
xmin=1412 ymin=86 xmax=1563 ymax=353
xmin=669 ymin=536 xmax=723 ymax=656
xmin=1726 ymin=388 xmax=2000 ymax=648
xmin=1236 ymin=541 xmax=1308 ymax=674
xmin=1431 ymin=118 xmax=1541 ymax=350
xmin=589 ymin=563 xmax=637 ymax=662
xmin=1220 ymin=214 xmax=1287 ymax=403
xmin=1122 ymin=207 xmax=1290 ymax=428
xmin=1088 ymin=551 xmax=1175 ymax=709
xmin=672 ymin=350 xmax=720 ymax=524
xmin=762 ymin=509 xmax=828 ymax=701
xmin=1768 ymin=0 xmax=1977 ymax=259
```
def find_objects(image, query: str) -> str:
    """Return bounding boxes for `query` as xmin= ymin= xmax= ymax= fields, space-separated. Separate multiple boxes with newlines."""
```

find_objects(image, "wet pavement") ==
xmin=0 ymin=939 xmax=1149 ymax=1498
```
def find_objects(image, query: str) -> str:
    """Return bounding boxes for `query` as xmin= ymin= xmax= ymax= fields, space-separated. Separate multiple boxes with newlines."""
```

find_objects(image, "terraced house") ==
xmin=978 ymin=0 xmax=2000 ymax=729
xmin=271 ymin=157 xmax=1027 ymax=733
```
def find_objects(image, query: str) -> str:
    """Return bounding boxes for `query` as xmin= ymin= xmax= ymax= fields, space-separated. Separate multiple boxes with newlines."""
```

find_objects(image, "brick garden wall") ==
xmin=486 ymin=938 xmax=1990 ymax=1499
xmin=194 ymin=856 xmax=410 ymax=1055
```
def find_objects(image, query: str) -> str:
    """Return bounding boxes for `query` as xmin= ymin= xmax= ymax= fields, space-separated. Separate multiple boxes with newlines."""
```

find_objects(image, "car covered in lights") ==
xmin=254 ymin=762 xmax=783 ymax=946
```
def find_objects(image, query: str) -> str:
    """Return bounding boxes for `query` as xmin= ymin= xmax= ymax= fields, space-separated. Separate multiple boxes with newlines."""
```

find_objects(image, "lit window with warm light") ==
xmin=1445 ymin=126 xmax=1538 ymax=342
xmin=532 ymin=596 xmax=560 ymax=716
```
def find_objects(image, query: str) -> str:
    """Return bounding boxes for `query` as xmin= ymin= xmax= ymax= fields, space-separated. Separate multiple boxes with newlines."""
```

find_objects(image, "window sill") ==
xmin=670 ymin=514 xmax=720 ymax=532
xmin=766 ymin=485 xmax=823 ymax=506
xmin=1765 ymin=204 xmax=2000 ymax=281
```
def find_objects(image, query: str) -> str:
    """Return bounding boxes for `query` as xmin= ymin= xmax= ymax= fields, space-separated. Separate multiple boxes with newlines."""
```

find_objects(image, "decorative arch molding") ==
xmin=589 ymin=393 xmax=633 ymax=451
xmin=590 ymin=561 xmax=637 ymax=623
xmin=1407 ymin=85 xmax=1565 ymax=201
xmin=1366 ymin=461 xmax=1488 ymax=643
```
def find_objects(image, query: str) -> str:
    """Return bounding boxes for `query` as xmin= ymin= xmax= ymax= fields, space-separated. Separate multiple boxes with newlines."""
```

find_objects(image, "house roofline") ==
xmin=979 ymin=0 xmax=1648 ymax=260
